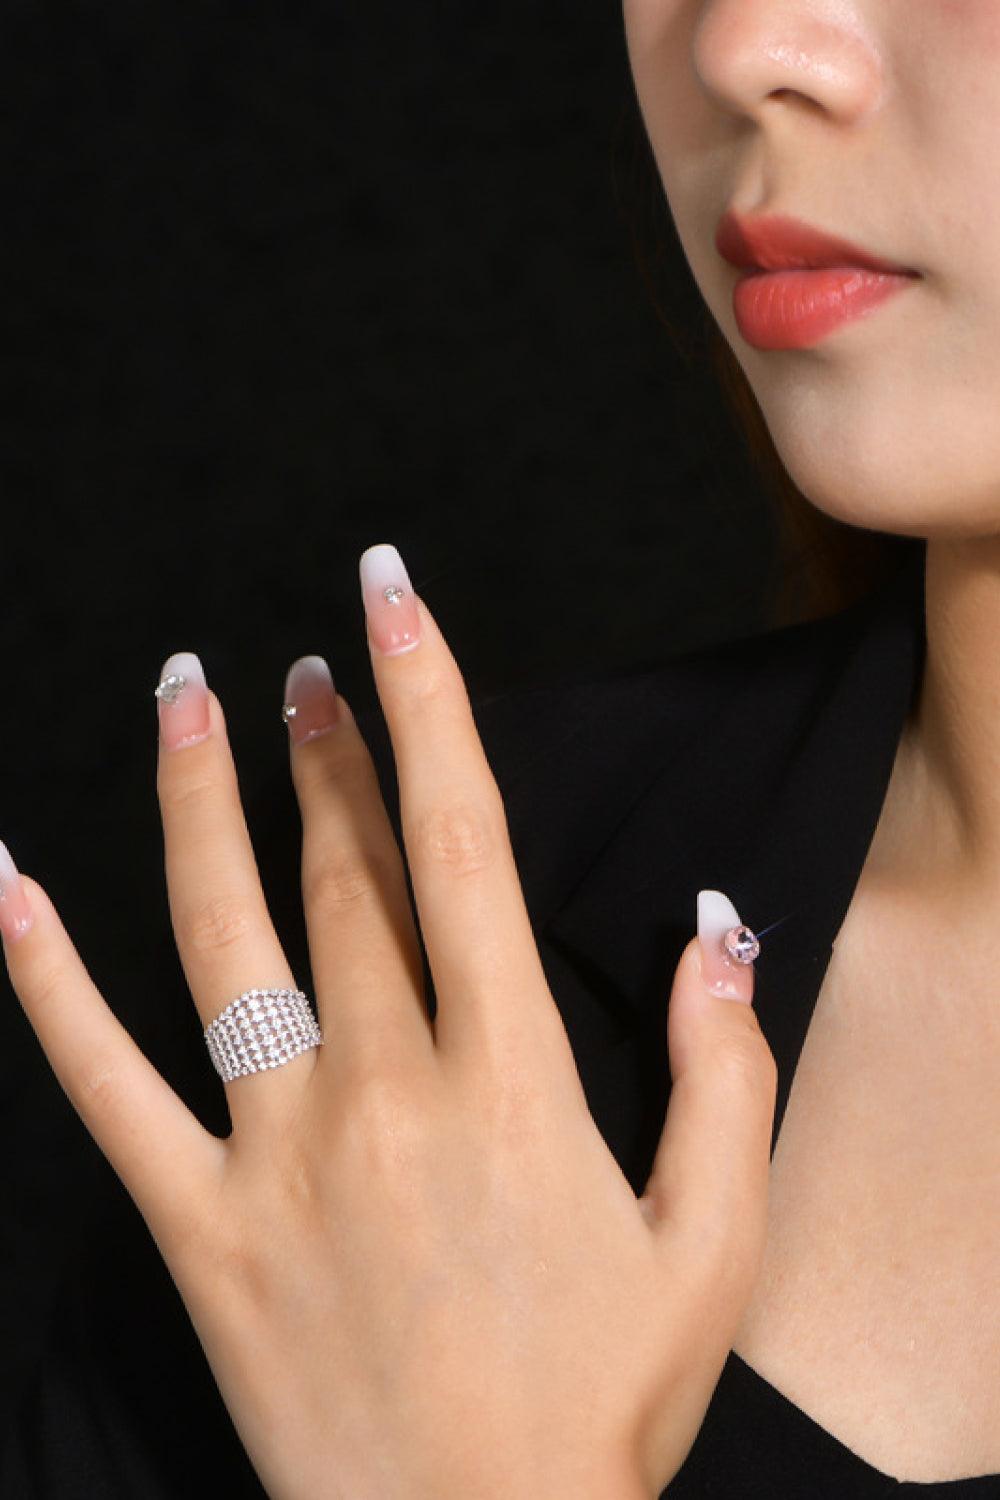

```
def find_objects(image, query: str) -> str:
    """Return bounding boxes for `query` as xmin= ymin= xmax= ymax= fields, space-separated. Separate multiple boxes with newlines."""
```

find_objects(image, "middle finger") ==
xmin=282 ymin=654 xmax=433 ymax=1081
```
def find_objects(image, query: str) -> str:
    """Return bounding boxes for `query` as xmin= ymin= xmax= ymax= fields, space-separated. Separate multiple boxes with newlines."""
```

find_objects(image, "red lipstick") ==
xmin=715 ymin=210 xmax=921 ymax=351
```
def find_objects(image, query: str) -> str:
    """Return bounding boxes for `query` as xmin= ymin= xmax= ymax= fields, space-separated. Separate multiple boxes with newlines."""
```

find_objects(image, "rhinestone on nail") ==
xmin=281 ymin=703 xmax=298 ymax=722
xmin=154 ymin=673 xmax=186 ymax=705
xmin=724 ymin=924 xmax=760 ymax=965
xmin=383 ymin=585 xmax=405 ymax=605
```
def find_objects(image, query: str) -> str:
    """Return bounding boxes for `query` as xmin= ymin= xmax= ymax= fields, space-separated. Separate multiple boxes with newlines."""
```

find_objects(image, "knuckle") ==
xmin=180 ymin=892 xmax=255 ymax=954
xmin=78 ymin=1052 xmax=120 ymax=1111
xmin=409 ymin=799 xmax=501 ymax=878
xmin=295 ymin=733 xmax=371 ymax=791
xmin=72 ymin=1054 xmax=137 ymax=1142
xmin=23 ymin=959 xmax=67 ymax=1014
xmin=301 ymin=852 xmax=383 ymax=918
xmin=397 ymin=663 xmax=455 ymax=711
xmin=303 ymin=850 xmax=378 ymax=915
xmin=158 ymin=764 xmax=218 ymax=817
xmin=338 ymin=1068 xmax=427 ymax=1178
xmin=475 ymin=1062 xmax=552 ymax=1153
xmin=276 ymin=1142 xmax=323 ymax=1218
xmin=181 ymin=1216 xmax=255 ymax=1302
xmin=712 ymin=1026 xmax=777 ymax=1099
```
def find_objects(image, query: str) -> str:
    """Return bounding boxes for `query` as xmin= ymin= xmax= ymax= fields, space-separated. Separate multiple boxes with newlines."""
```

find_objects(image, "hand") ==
xmin=1 ymin=543 xmax=777 ymax=1500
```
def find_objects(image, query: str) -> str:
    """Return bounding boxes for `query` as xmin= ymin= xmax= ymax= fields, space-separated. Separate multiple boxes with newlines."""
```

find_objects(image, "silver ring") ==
xmin=204 ymin=987 xmax=323 ymax=1082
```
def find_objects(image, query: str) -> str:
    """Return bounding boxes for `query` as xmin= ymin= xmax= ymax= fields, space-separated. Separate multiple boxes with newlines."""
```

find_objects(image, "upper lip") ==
xmin=715 ymin=210 xmax=920 ymax=277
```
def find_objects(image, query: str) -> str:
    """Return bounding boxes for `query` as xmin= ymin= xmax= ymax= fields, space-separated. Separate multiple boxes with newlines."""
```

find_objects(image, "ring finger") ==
xmin=155 ymin=650 xmax=308 ymax=1132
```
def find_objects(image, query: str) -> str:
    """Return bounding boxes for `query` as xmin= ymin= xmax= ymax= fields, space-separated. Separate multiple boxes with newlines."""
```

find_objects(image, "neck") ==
xmin=879 ymin=535 xmax=1000 ymax=895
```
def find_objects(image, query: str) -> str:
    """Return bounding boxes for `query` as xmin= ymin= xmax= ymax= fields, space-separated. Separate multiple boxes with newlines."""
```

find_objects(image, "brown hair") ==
xmin=611 ymin=86 xmax=921 ymax=630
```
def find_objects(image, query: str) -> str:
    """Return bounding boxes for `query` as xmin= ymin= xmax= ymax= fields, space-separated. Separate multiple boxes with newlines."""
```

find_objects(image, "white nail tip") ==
xmin=359 ymin=543 xmax=412 ymax=593
xmin=158 ymin=651 xmax=206 ymax=686
xmin=283 ymin=655 xmax=332 ymax=697
xmin=696 ymin=888 xmax=741 ymax=943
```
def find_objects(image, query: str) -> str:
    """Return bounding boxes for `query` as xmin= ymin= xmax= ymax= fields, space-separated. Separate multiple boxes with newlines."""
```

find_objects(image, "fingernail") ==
xmin=0 ymin=839 xmax=34 ymax=942
xmin=696 ymin=889 xmax=755 ymax=1004
xmin=282 ymin=656 xmax=339 ymax=745
xmin=154 ymin=651 xmax=211 ymax=750
xmin=359 ymin=543 xmax=421 ymax=657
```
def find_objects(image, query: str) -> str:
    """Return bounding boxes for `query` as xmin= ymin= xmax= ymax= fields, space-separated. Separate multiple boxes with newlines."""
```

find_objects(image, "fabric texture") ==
xmin=6 ymin=538 xmax=998 ymax=1496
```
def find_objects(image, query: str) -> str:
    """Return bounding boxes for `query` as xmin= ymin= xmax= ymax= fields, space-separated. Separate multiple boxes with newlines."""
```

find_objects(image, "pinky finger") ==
xmin=1 ymin=846 xmax=225 ymax=1244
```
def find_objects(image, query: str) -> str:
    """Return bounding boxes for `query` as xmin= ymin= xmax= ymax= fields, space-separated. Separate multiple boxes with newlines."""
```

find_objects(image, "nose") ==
xmin=692 ymin=0 xmax=885 ymax=127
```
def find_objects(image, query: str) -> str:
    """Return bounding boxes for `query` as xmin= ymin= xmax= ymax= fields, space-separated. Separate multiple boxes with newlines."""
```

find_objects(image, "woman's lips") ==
xmin=732 ymin=264 xmax=919 ymax=351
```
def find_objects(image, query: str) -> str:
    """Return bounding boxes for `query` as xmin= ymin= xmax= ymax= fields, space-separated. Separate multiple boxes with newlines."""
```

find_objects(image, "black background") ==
xmin=0 ymin=0 xmax=778 ymax=1416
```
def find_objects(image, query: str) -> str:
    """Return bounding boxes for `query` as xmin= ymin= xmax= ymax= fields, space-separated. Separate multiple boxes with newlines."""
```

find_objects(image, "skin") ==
xmin=0 ymin=557 xmax=777 ymax=1499
xmin=622 ymin=0 xmax=1000 ymax=893
xmin=622 ymin=0 xmax=1000 ymax=1481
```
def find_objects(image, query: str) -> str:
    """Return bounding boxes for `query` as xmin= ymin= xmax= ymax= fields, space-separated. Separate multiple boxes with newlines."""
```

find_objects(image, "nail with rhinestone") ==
xmin=283 ymin=655 xmax=339 ymax=746
xmin=0 ymin=838 xmax=34 ymax=943
xmin=155 ymin=651 xmax=211 ymax=751
xmin=696 ymin=889 xmax=755 ymax=1005
xmin=359 ymin=543 xmax=421 ymax=657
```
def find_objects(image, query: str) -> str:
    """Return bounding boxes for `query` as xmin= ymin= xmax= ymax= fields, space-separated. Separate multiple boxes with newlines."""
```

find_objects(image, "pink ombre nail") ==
xmin=359 ymin=543 xmax=421 ymax=657
xmin=0 ymin=839 xmax=34 ymax=942
xmin=283 ymin=656 xmax=339 ymax=745
xmin=696 ymin=889 xmax=756 ymax=1004
xmin=154 ymin=651 xmax=211 ymax=750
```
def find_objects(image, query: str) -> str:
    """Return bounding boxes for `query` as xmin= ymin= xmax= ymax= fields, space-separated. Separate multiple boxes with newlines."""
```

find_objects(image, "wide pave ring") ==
xmin=204 ymin=987 xmax=324 ymax=1082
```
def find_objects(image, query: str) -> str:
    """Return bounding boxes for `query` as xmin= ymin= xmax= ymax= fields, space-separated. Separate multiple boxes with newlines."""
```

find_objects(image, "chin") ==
xmin=752 ymin=392 xmax=1000 ymax=542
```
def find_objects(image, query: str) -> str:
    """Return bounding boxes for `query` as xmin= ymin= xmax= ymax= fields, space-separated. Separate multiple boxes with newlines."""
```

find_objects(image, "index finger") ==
xmin=359 ymin=544 xmax=562 ymax=1070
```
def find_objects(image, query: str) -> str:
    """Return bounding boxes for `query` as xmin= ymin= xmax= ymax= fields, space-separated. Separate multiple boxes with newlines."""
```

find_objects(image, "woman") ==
xmin=1 ymin=4 xmax=992 ymax=1496
xmin=624 ymin=1 xmax=1000 ymax=1488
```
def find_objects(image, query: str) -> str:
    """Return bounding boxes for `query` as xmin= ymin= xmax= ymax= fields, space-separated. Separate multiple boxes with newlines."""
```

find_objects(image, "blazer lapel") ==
xmin=526 ymin=548 xmax=926 ymax=1151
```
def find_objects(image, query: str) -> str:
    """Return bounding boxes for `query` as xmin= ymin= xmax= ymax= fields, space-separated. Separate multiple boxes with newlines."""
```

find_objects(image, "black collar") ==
xmin=489 ymin=546 xmax=927 ymax=1151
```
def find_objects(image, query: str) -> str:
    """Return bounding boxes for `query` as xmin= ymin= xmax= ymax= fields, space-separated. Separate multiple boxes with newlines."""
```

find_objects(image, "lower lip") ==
xmin=732 ymin=266 xmax=918 ymax=351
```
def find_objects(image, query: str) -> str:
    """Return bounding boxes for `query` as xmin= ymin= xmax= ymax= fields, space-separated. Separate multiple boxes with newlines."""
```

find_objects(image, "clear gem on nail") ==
xmin=383 ymin=585 xmax=405 ymax=605
xmin=724 ymin=924 xmax=760 ymax=964
xmin=281 ymin=703 xmax=297 ymax=722
xmin=154 ymin=673 xmax=187 ymax=705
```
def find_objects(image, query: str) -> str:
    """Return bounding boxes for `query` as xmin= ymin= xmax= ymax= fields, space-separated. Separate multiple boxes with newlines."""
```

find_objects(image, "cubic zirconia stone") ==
xmin=724 ymin=925 xmax=761 ymax=964
xmin=154 ymin=674 xmax=186 ymax=704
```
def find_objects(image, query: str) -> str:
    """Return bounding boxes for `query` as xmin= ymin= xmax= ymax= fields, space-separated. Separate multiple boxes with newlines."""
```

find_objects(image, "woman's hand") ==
xmin=0 ymin=543 xmax=777 ymax=1500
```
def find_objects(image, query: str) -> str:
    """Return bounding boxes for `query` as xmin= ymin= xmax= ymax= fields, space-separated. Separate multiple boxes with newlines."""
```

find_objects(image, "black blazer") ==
xmin=9 ymin=540 xmax=976 ymax=1499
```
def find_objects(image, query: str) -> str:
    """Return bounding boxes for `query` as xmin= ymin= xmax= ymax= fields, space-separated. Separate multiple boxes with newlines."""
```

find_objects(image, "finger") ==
xmin=641 ymin=891 xmax=776 ymax=1307
xmin=0 ymin=846 xmax=225 ymax=1247
xmin=155 ymin=652 xmax=311 ymax=1127
xmin=358 ymin=544 xmax=562 ymax=1070
xmin=282 ymin=655 xmax=433 ymax=1079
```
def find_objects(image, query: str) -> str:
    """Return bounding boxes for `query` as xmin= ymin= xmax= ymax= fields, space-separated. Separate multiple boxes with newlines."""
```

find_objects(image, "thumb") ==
xmin=639 ymin=889 xmax=777 ymax=1290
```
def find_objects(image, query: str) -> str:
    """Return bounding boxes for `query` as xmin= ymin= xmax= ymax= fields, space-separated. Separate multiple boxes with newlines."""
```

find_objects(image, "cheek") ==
xmin=622 ymin=0 xmax=687 ymax=64
xmin=622 ymin=0 xmax=696 ymax=142
xmin=932 ymin=0 xmax=1000 ymax=52
xmin=911 ymin=1 xmax=1000 ymax=223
